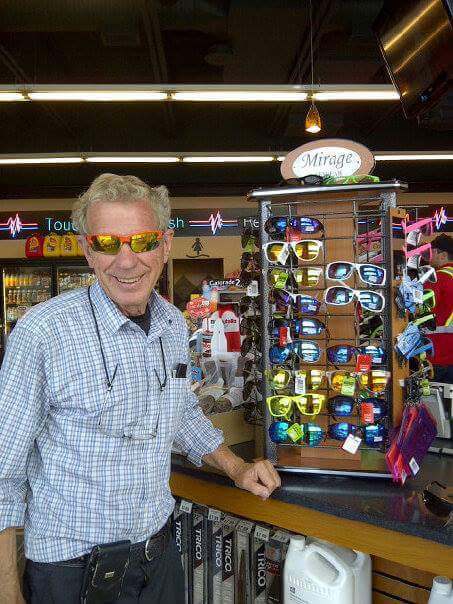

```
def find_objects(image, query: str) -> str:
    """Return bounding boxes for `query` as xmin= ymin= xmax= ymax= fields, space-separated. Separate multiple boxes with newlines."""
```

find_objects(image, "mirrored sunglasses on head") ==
xmin=267 ymin=266 xmax=324 ymax=289
xmin=86 ymin=230 xmax=164 ymax=254
xmin=263 ymin=240 xmax=323 ymax=264
xmin=264 ymin=216 xmax=324 ymax=238
xmin=326 ymin=262 xmax=386 ymax=286
xmin=269 ymin=317 xmax=326 ymax=339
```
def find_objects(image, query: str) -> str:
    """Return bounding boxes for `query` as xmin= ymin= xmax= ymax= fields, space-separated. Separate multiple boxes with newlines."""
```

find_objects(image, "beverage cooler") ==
xmin=0 ymin=259 xmax=96 ymax=358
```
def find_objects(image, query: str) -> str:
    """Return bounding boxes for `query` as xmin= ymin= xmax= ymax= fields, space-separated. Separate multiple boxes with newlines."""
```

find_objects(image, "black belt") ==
xmin=63 ymin=521 xmax=170 ymax=566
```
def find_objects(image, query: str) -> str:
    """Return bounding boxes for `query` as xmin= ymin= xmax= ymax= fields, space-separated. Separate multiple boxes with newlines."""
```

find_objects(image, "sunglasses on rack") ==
xmin=86 ymin=230 xmax=164 ymax=255
xmin=269 ymin=317 xmax=326 ymax=338
xmin=402 ymin=216 xmax=433 ymax=237
xmin=269 ymin=421 xmax=325 ymax=446
xmin=241 ymin=335 xmax=261 ymax=356
xmin=241 ymin=251 xmax=261 ymax=269
xmin=269 ymin=340 xmax=321 ymax=364
xmin=326 ymin=262 xmax=386 ymax=286
xmin=264 ymin=216 xmax=324 ymax=237
xmin=327 ymin=396 xmax=388 ymax=421
xmin=239 ymin=297 xmax=260 ymax=314
xmin=357 ymin=370 xmax=391 ymax=394
xmin=240 ymin=269 xmax=261 ymax=287
xmin=267 ymin=393 xmax=326 ymax=418
xmin=267 ymin=266 xmax=324 ymax=289
xmin=356 ymin=227 xmax=381 ymax=245
xmin=324 ymin=286 xmax=385 ymax=312
xmin=265 ymin=368 xmax=325 ymax=390
xmin=328 ymin=422 xmax=387 ymax=447
xmin=270 ymin=290 xmax=322 ymax=315
xmin=240 ymin=316 xmax=260 ymax=335
xmin=417 ymin=265 xmax=437 ymax=284
xmin=262 ymin=240 xmax=323 ymax=264
xmin=326 ymin=344 xmax=387 ymax=366
xmin=403 ymin=242 xmax=432 ymax=262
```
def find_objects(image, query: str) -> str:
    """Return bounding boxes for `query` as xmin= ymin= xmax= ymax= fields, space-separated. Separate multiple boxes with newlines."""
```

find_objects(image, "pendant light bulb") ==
xmin=305 ymin=101 xmax=321 ymax=133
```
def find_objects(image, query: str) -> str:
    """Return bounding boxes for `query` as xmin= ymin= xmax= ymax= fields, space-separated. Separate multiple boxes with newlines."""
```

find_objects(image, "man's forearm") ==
xmin=203 ymin=444 xmax=247 ymax=479
xmin=0 ymin=527 xmax=23 ymax=603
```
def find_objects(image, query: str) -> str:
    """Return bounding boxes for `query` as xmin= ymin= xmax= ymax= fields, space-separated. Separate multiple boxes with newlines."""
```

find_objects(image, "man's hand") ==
xmin=229 ymin=459 xmax=281 ymax=500
xmin=203 ymin=444 xmax=281 ymax=500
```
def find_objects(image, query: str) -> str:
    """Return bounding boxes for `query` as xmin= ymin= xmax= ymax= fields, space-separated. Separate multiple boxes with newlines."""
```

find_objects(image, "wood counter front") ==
xmin=170 ymin=470 xmax=453 ymax=578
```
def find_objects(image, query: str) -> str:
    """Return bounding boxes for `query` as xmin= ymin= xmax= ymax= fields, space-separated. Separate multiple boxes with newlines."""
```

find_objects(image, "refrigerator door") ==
xmin=57 ymin=265 xmax=96 ymax=294
xmin=2 ymin=266 xmax=52 ymax=339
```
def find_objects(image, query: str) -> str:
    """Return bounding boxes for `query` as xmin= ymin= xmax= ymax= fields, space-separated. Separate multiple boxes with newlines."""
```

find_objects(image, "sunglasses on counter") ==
xmin=269 ymin=421 xmax=325 ymax=446
xmin=324 ymin=286 xmax=385 ymax=312
xmin=328 ymin=422 xmax=387 ymax=447
xmin=422 ymin=481 xmax=453 ymax=519
xmin=265 ymin=367 xmax=325 ymax=390
xmin=269 ymin=317 xmax=326 ymax=339
xmin=267 ymin=393 xmax=326 ymax=418
xmin=264 ymin=216 xmax=324 ymax=237
xmin=86 ymin=230 xmax=164 ymax=255
xmin=270 ymin=290 xmax=322 ymax=315
xmin=267 ymin=266 xmax=324 ymax=289
xmin=263 ymin=240 xmax=323 ymax=264
xmin=326 ymin=262 xmax=386 ymax=286
xmin=269 ymin=340 xmax=321 ymax=364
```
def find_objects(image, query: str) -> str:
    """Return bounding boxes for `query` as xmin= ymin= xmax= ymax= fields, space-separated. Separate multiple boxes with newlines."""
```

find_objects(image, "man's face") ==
xmin=80 ymin=198 xmax=172 ymax=316
xmin=431 ymin=247 xmax=448 ymax=268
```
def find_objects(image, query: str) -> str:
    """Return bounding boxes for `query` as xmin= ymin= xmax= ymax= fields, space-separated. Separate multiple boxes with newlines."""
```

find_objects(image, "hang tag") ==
xmin=409 ymin=457 xmax=420 ymax=476
xmin=413 ymin=288 xmax=424 ymax=304
xmin=277 ymin=246 xmax=290 ymax=264
xmin=421 ymin=378 xmax=430 ymax=396
xmin=254 ymin=526 xmax=270 ymax=542
xmin=180 ymin=500 xmax=193 ymax=514
xmin=342 ymin=433 xmax=362 ymax=454
xmin=208 ymin=508 xmax=222 ymax=522
xmin=287 ymin=423 xmax=304 ymax=442
xmin=341 ymin=376 xmax=356 ymax=397
xmin=356 ymin=354 xmax=372 ymax=374
xmin=361 ymin=402 xmax=375 ymax=424
xmin=279 ymin=326 xmax=289 ymax=347
xmin=247 ymin=280 xmax=259 ymax=297
xmin=294 ymin=373 xmax=306 ymax=395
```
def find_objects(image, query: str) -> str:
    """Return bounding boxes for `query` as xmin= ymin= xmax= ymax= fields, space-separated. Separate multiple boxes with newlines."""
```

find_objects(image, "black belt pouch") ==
xmin=80 ymin=540 xmax=131 ymax=604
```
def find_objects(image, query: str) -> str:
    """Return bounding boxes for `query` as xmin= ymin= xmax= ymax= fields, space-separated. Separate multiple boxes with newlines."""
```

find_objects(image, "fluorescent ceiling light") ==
xmin=182 ymin=155 xmax=275 ymax=163
xmin=172 ymin=91 xmax=308 ymax=101
xmin=0 ymin=156 xmax=83 ymax=165
xmin=85 ymin=155 xmax=180 ymax=163
xmin=29 ymin=91 xmax=168 ymax=101
xmin=375 ymin=153 xmax=453 ymax=160
xmin=313 ymin=91 xmax=400 ymax=101
xmin=0 ymin=92 xmax=26 ymax=101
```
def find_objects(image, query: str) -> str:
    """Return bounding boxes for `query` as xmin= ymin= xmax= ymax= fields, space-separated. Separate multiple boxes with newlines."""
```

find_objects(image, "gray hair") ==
xmin=71 ymin=173 xmax=171 ymax=234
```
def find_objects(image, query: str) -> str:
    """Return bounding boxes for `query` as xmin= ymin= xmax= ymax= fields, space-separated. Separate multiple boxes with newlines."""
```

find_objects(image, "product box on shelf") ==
xmin=266 ymin=529 xmax=292 ymax=603
xmin=172 ymin=499 xmax=193 ymax=604
xmin=221 ymin=515 xmax=238 ymax=604
xmin=206 ymin=508 xmax=224 ymax=604
xmin=191 ymin=506 xmax=208 ymax=604
xmin=252 ymin=524 xmax=271 ymax=603
xmin=235 ymin=519 xmax=254 ymax=603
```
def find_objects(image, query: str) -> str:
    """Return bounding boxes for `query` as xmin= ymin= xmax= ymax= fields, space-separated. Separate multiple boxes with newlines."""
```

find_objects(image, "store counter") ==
xmin=171 ymin=453 xmax=453 ymax=578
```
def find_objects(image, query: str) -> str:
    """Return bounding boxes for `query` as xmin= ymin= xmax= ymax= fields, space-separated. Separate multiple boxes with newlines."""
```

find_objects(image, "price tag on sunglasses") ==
xmin=287 ymin=423 xmax=304 ymax=442
xmin=340 ymin=376 xmax=356 ymax=397
xmin=361 ymin=402 xmax=375 ymax=424
xmin=279 ymin=327 xmax=290 ymax=347
xmin=294 ymin=373 xmax=306 ymax=395
xmin=356 ymin=354 xmax=372 ymax=374
xmin=342 ymin=433 xmax=362 ymax=454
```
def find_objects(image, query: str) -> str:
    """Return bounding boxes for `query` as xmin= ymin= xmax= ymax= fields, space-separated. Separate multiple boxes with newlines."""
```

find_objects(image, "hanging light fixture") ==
xmin=305 ymin=0 xmax=322 ymax=134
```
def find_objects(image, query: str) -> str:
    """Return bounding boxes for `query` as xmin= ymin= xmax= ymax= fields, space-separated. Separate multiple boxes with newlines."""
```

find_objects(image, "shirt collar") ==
xmin=89 ymin=280 xmax=173 ymax=339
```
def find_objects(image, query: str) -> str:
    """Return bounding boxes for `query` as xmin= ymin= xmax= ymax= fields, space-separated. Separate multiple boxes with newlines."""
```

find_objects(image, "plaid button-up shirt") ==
xmin=0 ymin=281 xmax=223 ymax=562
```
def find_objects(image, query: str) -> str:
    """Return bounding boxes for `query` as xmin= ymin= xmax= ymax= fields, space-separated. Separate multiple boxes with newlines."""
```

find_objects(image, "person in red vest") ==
xmin=425 ymin=234 xmax=453 ymax=383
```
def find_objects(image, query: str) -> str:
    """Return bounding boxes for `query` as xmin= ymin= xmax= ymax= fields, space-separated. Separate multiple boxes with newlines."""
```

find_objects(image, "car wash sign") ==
xmin=280 ymin=138 xmax=375 ymax=180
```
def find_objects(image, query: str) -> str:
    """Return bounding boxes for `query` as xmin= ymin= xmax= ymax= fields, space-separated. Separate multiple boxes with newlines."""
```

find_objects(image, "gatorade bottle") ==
xmin=59 ymin=232 xmax=78 ymax=257
xmin=25 ymin=234 xmax=44 ymax=258
xmin=43 ymin=232 xmax=61 ymax=257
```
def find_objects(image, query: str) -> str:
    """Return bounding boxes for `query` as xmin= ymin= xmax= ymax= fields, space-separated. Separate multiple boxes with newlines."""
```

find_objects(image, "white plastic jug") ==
xmin=428 ymin=577 xmax=453 ymax=603
xmin=309 ymin=538 xmax=372 ymax=604
xmin=283 ymin=535 xmax=355 ymax=604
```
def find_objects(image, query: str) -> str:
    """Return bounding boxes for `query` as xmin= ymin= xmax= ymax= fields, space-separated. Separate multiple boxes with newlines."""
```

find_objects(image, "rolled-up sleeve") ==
xmin=0 ymin=326 xmax=48 ymax=531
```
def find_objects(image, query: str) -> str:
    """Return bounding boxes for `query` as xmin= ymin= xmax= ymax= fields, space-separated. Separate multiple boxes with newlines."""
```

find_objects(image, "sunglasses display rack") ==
xmin=247 ymin=181 xmax=409 ymax=478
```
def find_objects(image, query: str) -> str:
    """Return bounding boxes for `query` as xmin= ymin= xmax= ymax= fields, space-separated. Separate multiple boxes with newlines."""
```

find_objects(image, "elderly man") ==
xmin=0 ymin=174 xmax=280 ymax=604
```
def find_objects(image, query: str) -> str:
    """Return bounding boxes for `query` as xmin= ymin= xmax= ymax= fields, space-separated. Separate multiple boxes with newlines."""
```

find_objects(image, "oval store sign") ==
xmin=281 ymin=138 xmax=375 ymax=180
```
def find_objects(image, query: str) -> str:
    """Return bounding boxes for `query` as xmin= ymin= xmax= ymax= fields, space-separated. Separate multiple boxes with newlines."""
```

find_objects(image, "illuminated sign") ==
xmin=0 ymin=214 xmax=39 ymax=238
xmin=189 ymin=211 xmax=238 ymax=235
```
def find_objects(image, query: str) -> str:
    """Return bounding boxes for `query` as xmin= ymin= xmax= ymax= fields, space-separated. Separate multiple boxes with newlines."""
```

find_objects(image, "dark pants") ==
xmin=434 ymin=365 xmax=453 ymax=384
xmin=23 ymin=539 xmax=185 ymax=604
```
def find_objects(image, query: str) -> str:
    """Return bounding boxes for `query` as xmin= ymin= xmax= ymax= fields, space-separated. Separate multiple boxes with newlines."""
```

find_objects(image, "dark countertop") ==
xmin=172 ymin=452 xmax=453 ymax=547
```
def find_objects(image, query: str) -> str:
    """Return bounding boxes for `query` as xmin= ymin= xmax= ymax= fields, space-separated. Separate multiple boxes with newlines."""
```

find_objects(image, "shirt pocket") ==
xmin=158 ymin=377 xmax=188 ymax=442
